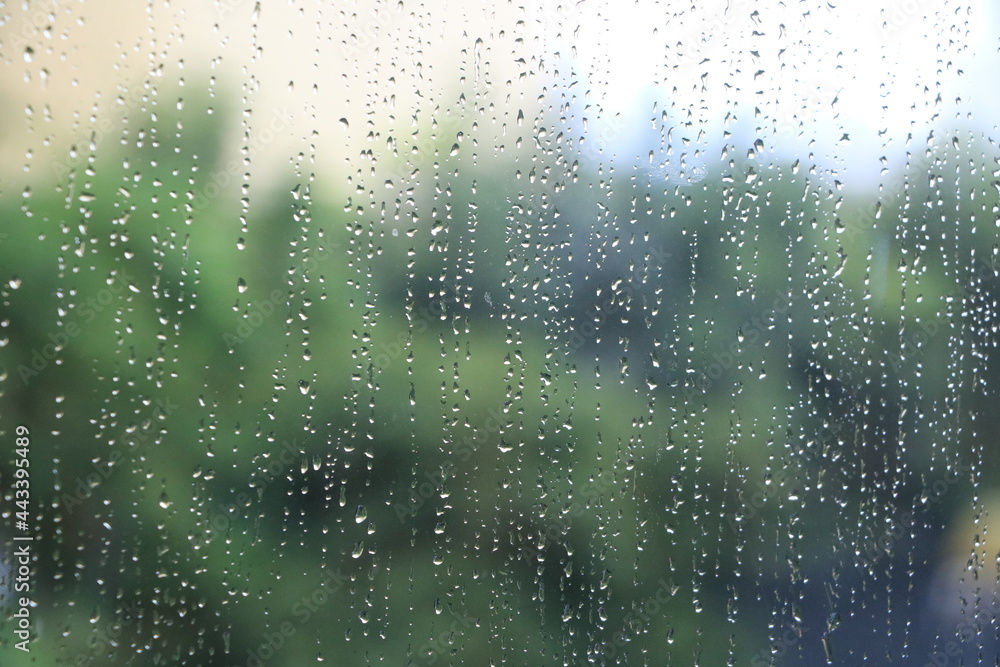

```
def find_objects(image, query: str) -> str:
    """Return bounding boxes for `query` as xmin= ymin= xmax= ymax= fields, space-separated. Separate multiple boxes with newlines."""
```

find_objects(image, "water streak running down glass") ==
xmin=0 ymin=0 xmax=999 ymax=665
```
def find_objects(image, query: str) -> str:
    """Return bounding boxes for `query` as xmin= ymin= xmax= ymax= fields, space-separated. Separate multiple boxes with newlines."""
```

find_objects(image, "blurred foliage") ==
xmin=0 ymin=77 xmax=998 ymax=667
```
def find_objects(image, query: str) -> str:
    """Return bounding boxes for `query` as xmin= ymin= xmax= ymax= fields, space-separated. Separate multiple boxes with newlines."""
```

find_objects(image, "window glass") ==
xmin=1 ymin=1 xmax=998 ymax=664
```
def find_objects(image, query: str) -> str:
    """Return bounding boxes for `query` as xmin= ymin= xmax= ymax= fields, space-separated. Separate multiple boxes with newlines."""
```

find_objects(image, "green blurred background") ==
xmin=1 ymin=1 xmax=999 ymax=665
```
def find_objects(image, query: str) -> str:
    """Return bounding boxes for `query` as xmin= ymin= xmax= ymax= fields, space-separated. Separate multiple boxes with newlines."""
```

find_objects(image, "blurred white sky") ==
xmin=1 ymin=0 xmax=996 ymax=195
xmin=546 ymin=0 xmax=998 ymax=187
